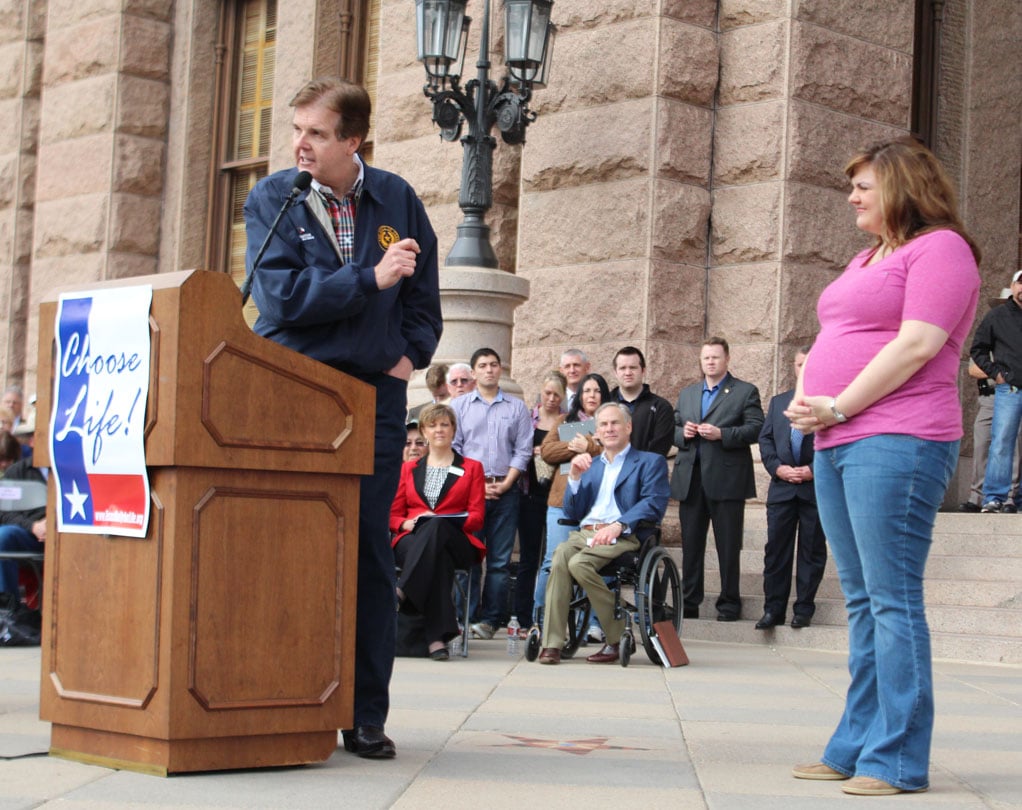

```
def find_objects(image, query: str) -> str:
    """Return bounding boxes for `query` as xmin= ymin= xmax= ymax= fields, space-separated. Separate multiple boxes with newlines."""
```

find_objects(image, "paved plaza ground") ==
xmin=2 ymin=637 xmax=1020 ymax=809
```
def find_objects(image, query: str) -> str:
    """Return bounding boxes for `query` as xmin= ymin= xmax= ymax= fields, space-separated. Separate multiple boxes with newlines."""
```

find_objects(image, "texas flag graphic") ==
xmin=49 ymin=286 xmax=153 ymax=538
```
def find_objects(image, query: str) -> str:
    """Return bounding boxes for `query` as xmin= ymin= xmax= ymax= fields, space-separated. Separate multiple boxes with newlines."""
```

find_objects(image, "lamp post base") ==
xmin=407 ymin=265 xmax=530 ymax=406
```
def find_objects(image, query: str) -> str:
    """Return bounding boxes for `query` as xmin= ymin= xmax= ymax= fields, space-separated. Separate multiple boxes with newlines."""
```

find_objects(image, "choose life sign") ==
xmin=49 ymin=286 xmax=153 ymax=538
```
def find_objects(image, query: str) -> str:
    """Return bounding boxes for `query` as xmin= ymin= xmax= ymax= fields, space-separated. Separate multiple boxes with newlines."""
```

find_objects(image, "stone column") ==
xmin=28 ymin=3 xmax=172 ymax=385
xmin=514 ymin=4 xmax=718 ymax=402
xmin=711 ymin=0 xmax=913 ymax=400
xmin=0 ymin=0 xmax=43 ymax=388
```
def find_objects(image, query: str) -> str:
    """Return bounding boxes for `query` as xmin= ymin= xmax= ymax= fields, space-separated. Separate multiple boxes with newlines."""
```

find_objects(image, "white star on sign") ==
xmin=65 ymin=479 xmax=89 ymax=520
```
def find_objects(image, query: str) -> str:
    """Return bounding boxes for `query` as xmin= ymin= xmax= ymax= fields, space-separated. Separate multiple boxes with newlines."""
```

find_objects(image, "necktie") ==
xmin=790 ymin=427 xmax=804 ymax=465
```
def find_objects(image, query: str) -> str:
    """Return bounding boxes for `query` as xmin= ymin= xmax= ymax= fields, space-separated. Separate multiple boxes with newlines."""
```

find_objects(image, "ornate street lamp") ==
xmin=416 ymin=0 xmax=555 ymax=268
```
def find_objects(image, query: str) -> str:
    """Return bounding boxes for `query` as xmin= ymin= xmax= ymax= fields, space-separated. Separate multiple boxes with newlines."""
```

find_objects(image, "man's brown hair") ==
xmin=290 ymin=77 xmax=371 ymax=145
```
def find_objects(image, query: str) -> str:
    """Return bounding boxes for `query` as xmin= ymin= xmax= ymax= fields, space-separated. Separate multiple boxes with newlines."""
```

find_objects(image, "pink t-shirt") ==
xmin=803 ymin=229 xmax=980 ymax=450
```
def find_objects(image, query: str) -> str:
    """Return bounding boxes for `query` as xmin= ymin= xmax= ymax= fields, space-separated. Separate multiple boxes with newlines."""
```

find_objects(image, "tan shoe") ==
xmin=791 ymin=762 xmax=849 ymax=781
xmin=841 ymin=776 xmax=928 ymax=796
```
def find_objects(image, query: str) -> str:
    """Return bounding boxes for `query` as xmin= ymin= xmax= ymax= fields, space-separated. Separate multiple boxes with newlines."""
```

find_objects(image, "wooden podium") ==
xmin=33 ymin=270 xmax=374 ymax=775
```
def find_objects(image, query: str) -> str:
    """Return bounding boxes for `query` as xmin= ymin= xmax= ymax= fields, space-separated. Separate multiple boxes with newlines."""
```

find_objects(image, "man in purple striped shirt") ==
xmin=452 ymin=348 xmax=533 ymax=639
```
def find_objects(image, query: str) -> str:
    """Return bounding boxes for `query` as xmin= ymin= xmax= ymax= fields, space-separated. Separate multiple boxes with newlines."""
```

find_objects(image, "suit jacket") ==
xmin=562 ymin=446 xmax=670 ymax=529
xmin=389 ymin=453 xmax=487 ymax=559
xmin=669 ymin=374 xmax=764 ymax=501
xmin=759 ymin=389 xmax=817 ymax=505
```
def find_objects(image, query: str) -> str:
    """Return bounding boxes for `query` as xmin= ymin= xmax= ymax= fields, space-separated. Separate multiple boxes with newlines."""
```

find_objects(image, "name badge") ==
xmin=449 ymin=467 xmax=464 ymax=477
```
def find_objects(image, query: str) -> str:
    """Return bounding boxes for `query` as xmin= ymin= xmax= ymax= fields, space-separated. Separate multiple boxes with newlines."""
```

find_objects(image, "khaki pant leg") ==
xmin=566 ymin=535 xmax=640 ymax=645
xmin=540 ymin=532 xmax=589 ymax=648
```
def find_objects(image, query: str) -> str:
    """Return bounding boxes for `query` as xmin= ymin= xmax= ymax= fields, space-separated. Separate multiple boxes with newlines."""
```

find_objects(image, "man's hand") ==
xmin=683 ymin=420 xmax=699 ymax=440
xmin=374 ymin=237 xmax=419 ymax=290
xmin=696 ymin=422 xmax=721 ymax=441
xmin=387 ymin=355 xmax=413 ymax=380
xmin=776 ymin=464 xmax=813 ymax=484
xmin=589 ymin=522 xmax=623 ymax=546
xmin=569 ymin=453 xmax=594 ymax=480
xmin=484 ymin=481 xmax=505 ymax=500
xmin=32 ymin=519 xmax=46 ymax=543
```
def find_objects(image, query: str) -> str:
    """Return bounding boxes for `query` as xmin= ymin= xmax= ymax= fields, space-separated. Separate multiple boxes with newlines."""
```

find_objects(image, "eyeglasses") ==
xmin=448 ymin=378 xmax=471 ymax=385
xmin=405 ymin=439 xmax=428 ymax=448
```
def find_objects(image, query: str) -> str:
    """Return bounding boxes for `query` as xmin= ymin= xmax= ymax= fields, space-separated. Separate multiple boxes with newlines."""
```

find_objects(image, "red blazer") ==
xmin=389 ymin=452 xmax=487 ymax=560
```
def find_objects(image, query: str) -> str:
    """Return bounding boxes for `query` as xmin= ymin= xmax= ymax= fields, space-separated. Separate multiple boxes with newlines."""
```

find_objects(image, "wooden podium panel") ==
xmin=34 ymin=271 xmax=372 ymax=774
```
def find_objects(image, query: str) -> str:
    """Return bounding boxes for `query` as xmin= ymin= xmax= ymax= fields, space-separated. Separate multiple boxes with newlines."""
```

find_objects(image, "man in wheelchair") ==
xmin=537 ymin=403 xmax=670 ymax=664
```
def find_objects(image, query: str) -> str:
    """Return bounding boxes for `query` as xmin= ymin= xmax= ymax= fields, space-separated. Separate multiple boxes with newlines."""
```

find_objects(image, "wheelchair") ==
xmin=525 ymin=521 xmax=682 ymax=666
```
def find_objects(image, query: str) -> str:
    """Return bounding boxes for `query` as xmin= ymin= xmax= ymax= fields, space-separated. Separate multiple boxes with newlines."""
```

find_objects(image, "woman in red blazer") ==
xmin=390 ymin=403 xmax=486 ymax=659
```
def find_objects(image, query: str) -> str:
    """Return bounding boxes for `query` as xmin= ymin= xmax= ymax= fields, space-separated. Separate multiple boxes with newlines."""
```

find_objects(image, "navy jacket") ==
xmin=759 ymin=389 xmax=817 ymax=505
xmin=244 ymin=165 xmax=442 ymax=376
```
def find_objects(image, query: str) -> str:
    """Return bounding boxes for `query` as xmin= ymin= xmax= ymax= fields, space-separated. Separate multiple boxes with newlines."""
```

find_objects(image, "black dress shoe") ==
xmin=683 ymin=607 xmax=699 ymax=619
xmin=716 ymin=613 xmax=738 ymax=622
xmin=341 ymin=725 xmax=396 ymax=759
xmin=791 ymin=614 xmax=812 ymax=629
xmin=755 ymin=611 xmax=783 ymax=629
xmin=958 ymin=501 xmax=981 ymax=513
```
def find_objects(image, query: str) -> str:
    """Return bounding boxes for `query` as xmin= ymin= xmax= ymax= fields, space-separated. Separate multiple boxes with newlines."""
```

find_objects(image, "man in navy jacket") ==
xmin=756 ymin=348 xmax=827 ymax=629
xmin=244 ymin=77 xmax=441 ymax=760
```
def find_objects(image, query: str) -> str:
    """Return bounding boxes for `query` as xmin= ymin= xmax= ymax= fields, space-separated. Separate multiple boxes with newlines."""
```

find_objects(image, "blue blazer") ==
xmin=563 ymin=447 xmax=670 ymax=529
xmin=759 ymin=389 xmax=817 ymax=505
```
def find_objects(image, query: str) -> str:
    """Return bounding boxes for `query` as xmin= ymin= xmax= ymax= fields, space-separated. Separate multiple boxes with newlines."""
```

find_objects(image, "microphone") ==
xmin=240 ymin=170 xmax=313 ymax=306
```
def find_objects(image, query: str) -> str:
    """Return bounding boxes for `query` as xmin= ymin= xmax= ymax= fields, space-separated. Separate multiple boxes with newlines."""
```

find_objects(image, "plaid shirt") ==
xmin=314 ymin=162 xmax=364 ymax=265
xmin=321 ymin=184 xmax=361 ymax=264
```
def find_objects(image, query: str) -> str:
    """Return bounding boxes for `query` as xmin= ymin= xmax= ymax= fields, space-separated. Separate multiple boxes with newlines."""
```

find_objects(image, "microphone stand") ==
xmin=240 ymin=176 xmax=311 ymax=306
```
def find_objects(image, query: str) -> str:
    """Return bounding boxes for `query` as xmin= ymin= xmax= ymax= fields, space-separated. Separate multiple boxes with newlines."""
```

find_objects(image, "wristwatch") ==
xmin=829 ymin=398 xmax=848 ymax=424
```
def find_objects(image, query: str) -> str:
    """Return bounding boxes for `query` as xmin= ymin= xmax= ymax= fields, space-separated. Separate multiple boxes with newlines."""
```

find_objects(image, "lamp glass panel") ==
xmin=525 ymin=3 xmax=550 ymax=64
xmin=504 ymin=0 xmax=529 ymax=64
xmin=505 ymin=0 xmax=552 ymax=72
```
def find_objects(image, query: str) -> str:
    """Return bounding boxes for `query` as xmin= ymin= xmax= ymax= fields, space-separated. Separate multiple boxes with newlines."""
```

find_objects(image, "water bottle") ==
xmin=506 ymin=616 xmax=521 ymax=656
xmin=450 ymin=632 xmax=462 ymax=657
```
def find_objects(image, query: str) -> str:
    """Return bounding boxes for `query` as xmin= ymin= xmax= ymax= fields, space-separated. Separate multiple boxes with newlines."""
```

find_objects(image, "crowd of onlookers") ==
xmin=394 ymin=340 xmax=827 ymax=658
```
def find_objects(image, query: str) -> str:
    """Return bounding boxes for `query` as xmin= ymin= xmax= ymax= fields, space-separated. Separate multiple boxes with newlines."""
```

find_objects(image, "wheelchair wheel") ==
xmin=635 ymin=547 xmax=682 ymax=665
xmin=525 ymin=625 xmax=541 ymax=661
xmin=561 ymin=584 xmax=591 ymax=659
xmin=619 ymin=628 xmax=634 ymax=667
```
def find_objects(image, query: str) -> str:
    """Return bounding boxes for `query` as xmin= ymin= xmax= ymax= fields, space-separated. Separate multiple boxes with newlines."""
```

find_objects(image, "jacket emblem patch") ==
xmin=378 ymin=225 xmax=400 ymax=250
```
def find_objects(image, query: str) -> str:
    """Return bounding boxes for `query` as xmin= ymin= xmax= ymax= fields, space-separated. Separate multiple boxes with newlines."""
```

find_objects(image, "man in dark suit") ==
xmin=670 ymin=337 xmax=764 ymax=622
xmin=537 ymin=403 xmax=670 ymax=664
xmin=756 ymin=347 xmax=828 ymax=630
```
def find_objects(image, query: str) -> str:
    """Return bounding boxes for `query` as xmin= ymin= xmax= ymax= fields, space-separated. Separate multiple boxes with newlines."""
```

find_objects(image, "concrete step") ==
xmin=678 ymin=617 xmax=1022 ymax=665
xmin=694 ymin=544 xmax=1022 ymax=582
xmin=658 ymin=504 xmax=1022 ymax=664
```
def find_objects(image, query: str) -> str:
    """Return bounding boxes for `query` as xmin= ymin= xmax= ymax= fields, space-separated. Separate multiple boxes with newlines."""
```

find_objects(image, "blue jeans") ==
xmin=0 ymin=525 xmax=42 ymax=596
xmin=475 ymin=487 xmax=520 ymax=627
xmin=982 ymin=384 xmax=1022 ymax=504
xmin=814 ymin=434 xmax=958 ymax=791
xmin=532 ymin=505 xmax=572 ymax=623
